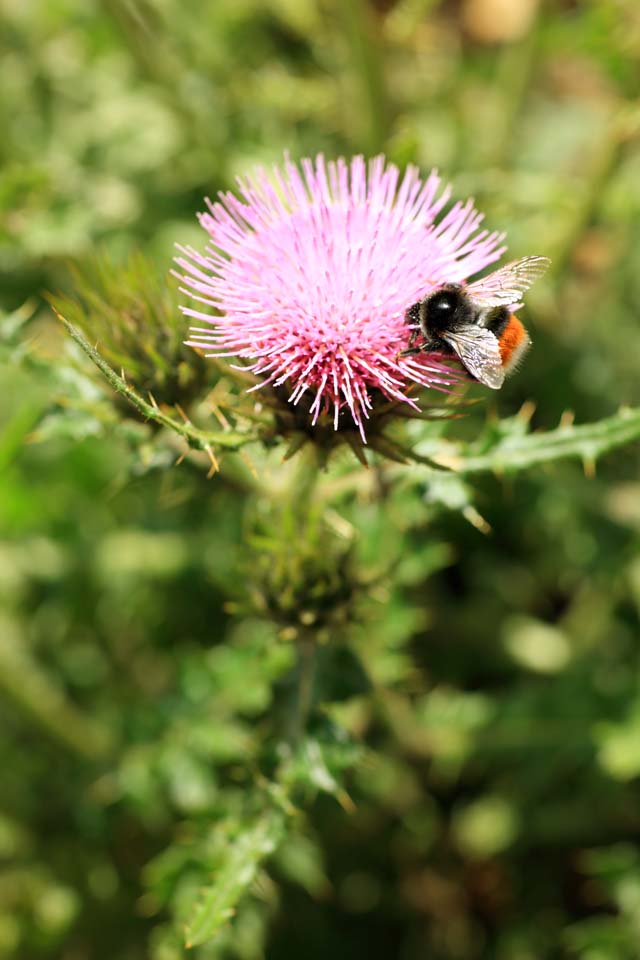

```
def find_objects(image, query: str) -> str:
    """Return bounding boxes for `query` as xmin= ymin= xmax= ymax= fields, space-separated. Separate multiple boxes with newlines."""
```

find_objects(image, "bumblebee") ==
xmin=401 ymin=256 xmax=550 ymax=389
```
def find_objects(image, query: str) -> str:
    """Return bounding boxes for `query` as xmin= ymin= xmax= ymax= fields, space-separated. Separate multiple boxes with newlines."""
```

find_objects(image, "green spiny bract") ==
xmin=51 ymin=252 xmax=210 ymax=412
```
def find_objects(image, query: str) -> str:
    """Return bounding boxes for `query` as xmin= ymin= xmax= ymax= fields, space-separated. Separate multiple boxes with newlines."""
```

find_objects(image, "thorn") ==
xmin=583 ymin=456 xmax=596 ymax=478
xmin=336 ymin=788 xmax=357 ymax=814
xmin=430 ymin=452 xmax=463 ymax=471
xmin=316 ymin=445 xmax=330 ymax=471
xmin=324 ymin=507 xmax=356 ymax=540
xmin=559 ymin=409 xmax=575 ymax=428
xmin=174 ymin=451 xmax=187 ymax=467
xmin=240 ymin=450 xmax=259 ymax=479
xmin=174 ymin=402 xmax=191 ymax=425
xmin=368 ymin=435 xmax=409 ymax=464
xmin=462 ymin=505 xmax=492 ymax=534
xmin=343 ymin=433 xmax=369 ymax=467
xmin=282 ymin=433 xmax=308 ymax=461
xmin=518 ymin=400 xmax=536 ymax=423
xmin=209 ymin=399 xmax=231 ymax=430
xmin=205 ymin=445 xmax=219 ymax=478
xmin=148 ymin=392 xmax=159 ymax=410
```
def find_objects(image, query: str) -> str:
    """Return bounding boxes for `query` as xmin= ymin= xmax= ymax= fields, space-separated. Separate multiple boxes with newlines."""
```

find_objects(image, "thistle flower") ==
xmin=176 ymin=155 xmax=506 ymax=441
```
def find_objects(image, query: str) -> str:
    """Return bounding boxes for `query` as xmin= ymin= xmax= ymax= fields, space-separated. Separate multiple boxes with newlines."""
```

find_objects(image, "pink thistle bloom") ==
xmin=176 ymin=155 xmax=507 ymax=441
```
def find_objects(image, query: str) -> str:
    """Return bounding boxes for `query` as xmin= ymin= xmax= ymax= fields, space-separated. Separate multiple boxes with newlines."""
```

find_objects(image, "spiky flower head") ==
xmin=52 ymin=252 xmax=209 ymax=410
xmin=176 ymin=155 xmax=506 ymax=440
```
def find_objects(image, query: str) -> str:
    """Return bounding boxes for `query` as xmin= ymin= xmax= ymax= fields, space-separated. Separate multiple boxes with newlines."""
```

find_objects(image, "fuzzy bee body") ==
xmin=402 ymin=256 xmax=549 ymax=389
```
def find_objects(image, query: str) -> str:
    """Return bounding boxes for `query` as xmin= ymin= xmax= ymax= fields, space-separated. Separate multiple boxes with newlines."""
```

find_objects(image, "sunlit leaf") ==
xmin=183 ymin=810 xmax=286 ymax=948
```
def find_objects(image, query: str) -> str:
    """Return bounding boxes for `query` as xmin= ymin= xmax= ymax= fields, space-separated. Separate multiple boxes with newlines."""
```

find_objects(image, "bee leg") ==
xmin=397 ymin=345 xmax=422 ymax=359
xmin=397 ymin=325 xmax=421 ymax=357
xmin=421 ymin=339 xmax=454 ymax=356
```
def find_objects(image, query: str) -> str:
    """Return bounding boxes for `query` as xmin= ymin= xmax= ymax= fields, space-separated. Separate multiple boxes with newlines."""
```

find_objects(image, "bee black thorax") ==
xmin=407 ymin=285 xmax=511 ymax=348
xmin=409 ymin=285 xmax=474 ymax=354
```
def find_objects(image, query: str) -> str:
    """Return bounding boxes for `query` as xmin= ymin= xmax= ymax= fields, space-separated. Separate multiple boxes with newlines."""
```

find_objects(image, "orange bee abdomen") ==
xmin=498 ymin=314 xmax=530 ymax=373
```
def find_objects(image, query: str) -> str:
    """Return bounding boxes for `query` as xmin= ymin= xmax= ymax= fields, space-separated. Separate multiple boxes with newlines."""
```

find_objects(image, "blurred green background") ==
xmin=2 ymin=1 xmax=640 ymax=958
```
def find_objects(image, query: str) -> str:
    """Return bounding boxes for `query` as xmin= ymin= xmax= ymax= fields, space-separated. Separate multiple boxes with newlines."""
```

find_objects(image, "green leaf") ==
xmin=0 ymin=404 xmax=43 ymax=472
xmin=279 ymin=724 xmax=361 ymax=811
xmin=184 ymin=809 xmax=286 ymax=949
xmin=0 ymin=613 xmax=114 ymax=760
xmin=273 ymin=831 xmax=330 ymax=897
xmin=315 ymin=644 xmax=371 ymax=703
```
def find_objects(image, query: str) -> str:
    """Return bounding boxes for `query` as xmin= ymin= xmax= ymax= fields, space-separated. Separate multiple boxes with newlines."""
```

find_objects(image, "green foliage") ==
xmin=3 ymin=1 xmax=640 ymax=959
xmin=182 ymin=809 xmax=286 ymax=949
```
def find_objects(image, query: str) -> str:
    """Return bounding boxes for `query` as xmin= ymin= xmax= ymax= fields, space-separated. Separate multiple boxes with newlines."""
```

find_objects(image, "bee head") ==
xmin=404 ymin=301 xmax=422 ymax=325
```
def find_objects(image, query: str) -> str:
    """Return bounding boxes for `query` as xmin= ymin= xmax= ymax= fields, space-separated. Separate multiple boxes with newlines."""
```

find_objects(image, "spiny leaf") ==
xmin=184 ymin=810 xmax=286 ymax=949
xmin=428 ymin=407 xmax=640 ymax=475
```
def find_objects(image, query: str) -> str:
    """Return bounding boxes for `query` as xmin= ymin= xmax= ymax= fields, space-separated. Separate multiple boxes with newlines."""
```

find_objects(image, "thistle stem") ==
xmin=286 ymin=445 xmax=322 ymax=745
xmin=291 ymin=632 xmax=316 ymax=747
xmin=289 ymin=442 xmax=321 ymax=536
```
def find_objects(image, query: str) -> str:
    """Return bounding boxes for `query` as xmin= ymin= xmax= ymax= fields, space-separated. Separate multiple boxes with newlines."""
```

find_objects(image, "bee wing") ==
xmin=466 ymin=256 xmax=550 ymax=307
xmin=442 ymin=326 xmax=505 ymax=390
